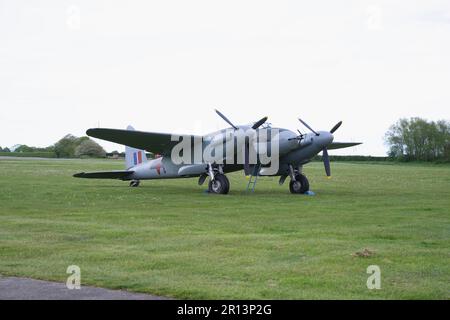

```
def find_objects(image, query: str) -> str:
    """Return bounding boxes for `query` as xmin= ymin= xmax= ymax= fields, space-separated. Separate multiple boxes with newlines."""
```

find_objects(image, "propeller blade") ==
xmin=244 ymin=140 xmax=251 ymax=176
xmin=251 ymin=116 xmax=268 ymax=130
xmin=215 ymin=109 xmax=238 ymax=130
xmin=298 ymin=118 xmax=319 ymax=136
xmin=330 ymin=121 xmax=343 ymax=134
xmin=322 ymin=147 xmax=331 ymax=177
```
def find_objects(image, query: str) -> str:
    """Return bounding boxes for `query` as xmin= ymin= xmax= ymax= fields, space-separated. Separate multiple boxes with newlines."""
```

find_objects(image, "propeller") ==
xmin=323 ymin=121 xmax=342 ymax=176
xmin=322 ymin=147 xmax=331 ymax=177
xmin=296 ymin=118 xmax=344 ymax=177
xmin=214 ymin=109 xmax=268 ymax=176
xmin=215 ymin=109 xmax=238 ymax=130
xmin=330 ymin=121 xmax=342 ymax=134
xmin=298 ymin=118 xmax=319 ymax=136
xmin=321 ymin=121 xmax=343 ymax=177
xmin=247 ymin=117 xmax=268 ymax=175
xmin=244 ymin=138 xmax=250 ymax=176
xmin=298 ymin=119 xmax=343 ymax=136
xmin=252 ymin=116 xmax=268 ymax=130
xmin=215 ymin=109 xmax=268 ymax=131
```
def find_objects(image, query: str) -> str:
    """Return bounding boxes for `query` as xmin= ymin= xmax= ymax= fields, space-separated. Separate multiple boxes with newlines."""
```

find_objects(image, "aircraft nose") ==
xmin=327 ymin=132 xmax=334 ymax=145
xmin=320 ymin=131 xmax=334 ymax=147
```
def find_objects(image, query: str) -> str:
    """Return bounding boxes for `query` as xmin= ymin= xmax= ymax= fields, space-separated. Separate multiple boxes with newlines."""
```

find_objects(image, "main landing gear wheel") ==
xmin=208 ymin=174 xmax=230 ymax=194
xmin=129 ymin=180 xmax=140 ymax=187
xmin=289 ymin=174 xmax=309 ymax=194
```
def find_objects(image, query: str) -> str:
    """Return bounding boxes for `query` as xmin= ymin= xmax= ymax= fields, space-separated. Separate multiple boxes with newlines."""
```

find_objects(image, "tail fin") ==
xmin=125 ymin=125 xmax=148 ymax=169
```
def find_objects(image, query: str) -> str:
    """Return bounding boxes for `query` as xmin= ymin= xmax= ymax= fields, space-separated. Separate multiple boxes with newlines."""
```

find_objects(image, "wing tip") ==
xmin=72 ymin=170 xmax=134 ymax=179
xmin=73 ymin=172 xmax=85 ymax=178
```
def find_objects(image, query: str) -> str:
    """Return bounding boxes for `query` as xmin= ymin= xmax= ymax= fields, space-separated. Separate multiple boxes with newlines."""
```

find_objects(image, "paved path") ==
xmin=0 ymin=156 xmax=70 ymax=161
xmin=0 ymin=276 xmax=168 ymax=300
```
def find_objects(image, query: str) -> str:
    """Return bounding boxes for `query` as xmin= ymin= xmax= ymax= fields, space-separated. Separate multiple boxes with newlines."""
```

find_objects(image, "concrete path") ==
xmin=0 ymin=276 xmax=168 ymax=300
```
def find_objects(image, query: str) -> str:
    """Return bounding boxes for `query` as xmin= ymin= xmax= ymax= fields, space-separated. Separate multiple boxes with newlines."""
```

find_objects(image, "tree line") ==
xmin=0 ymin=134 xmax=107 ymax=158
xmin=2 ymin=117 xmax=449 ymax=162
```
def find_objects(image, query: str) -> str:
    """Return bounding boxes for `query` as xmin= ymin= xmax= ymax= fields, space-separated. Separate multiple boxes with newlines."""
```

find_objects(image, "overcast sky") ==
xmin=1 ymin=0 xmax=449 ymax=155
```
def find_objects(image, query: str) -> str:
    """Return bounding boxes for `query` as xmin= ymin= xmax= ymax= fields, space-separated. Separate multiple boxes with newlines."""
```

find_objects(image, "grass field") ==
xmin=0 ymin=158 xmax=449 ymax=299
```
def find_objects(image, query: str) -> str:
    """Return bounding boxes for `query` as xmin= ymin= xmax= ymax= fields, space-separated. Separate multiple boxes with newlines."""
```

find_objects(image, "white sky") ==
xmin=1 ymin=0 xmax=449 ymax=155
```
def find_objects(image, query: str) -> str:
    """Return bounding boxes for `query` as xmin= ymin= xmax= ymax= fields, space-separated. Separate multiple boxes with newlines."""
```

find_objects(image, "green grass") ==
xmin=0 ymin=158 xmax=449 ymax=299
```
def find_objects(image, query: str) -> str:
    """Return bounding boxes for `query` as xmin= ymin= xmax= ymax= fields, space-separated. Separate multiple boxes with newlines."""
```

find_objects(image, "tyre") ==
xmin=208 ymin=174 xmax=230 ymax=194
xmin=130 ymin=180 xmax=140 ymax=187
xmin=222 ymin=174 xmax=230 ymax=194
xmin=289 ymin=174 xmax=309 ymax=194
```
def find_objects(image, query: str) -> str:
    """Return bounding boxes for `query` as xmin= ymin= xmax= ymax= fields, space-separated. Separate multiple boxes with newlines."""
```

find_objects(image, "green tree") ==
xmin=54 ymin=134 xmax=79 ymax=158
xmin=385 ymin=117 xmax=450 ymax=161
xmin=15 ymin=145 xmax=35 ymax=153
xmin=436 ymin=120 xmax=450 ymax=160
xmin=43 ymin=145 xmax=56 ymax=153
xmin=74 ymin=139 xmax=106 ymax=158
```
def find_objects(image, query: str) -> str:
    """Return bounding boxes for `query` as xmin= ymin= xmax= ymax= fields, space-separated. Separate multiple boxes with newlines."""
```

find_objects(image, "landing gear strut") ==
xmin=129 ymin=180 xmax=140 ymax=187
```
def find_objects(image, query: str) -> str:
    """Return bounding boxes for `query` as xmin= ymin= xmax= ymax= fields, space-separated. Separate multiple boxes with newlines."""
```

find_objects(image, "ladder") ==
xmin=246 ymin=164 xmax=261 ymax=193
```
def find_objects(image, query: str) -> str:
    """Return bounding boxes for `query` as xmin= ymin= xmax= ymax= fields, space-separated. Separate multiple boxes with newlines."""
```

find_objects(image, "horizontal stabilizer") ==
xmin=73 ymin=170 xmax=134 ymax=180
xmin=327 ymin=142 xmax=362 ymax=150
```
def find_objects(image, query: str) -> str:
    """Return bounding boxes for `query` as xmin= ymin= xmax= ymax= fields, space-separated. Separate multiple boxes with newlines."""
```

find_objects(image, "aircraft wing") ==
xmin=73 ymin=170 xmax=133 ymax=179
xmin=327 ymin=142 xmax=362 ymax=150
xmin=87 ymin=128 xmax=201 ymax=155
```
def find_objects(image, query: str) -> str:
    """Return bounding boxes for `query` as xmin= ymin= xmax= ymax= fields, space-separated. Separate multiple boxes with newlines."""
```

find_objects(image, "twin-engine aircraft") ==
xmin=74 ymin=110 xmax=361 ymax=194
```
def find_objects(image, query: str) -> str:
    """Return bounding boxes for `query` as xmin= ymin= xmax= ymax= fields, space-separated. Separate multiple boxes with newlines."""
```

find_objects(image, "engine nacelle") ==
xmin=276 ymin=130 xmax=300 ymax=155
